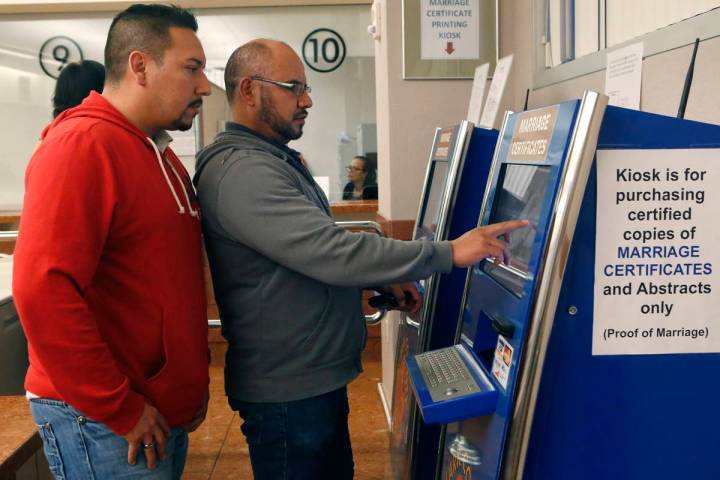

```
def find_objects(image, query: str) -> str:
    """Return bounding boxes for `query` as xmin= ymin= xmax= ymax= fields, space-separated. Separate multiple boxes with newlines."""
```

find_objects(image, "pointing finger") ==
xmin=484 ymin=219 xmax=529 ymax=236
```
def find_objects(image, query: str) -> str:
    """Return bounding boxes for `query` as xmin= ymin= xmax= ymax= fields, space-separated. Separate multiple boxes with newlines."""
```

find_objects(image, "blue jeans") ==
xmin=230 ymin=386 xmax=354 ymax=480
xmin=29 ymin=398 xmax=188 ymax=480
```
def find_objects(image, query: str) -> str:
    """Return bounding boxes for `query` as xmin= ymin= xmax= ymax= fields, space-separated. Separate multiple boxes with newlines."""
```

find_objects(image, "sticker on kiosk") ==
xmin=492 ymin=336 xmax=513 ymax=389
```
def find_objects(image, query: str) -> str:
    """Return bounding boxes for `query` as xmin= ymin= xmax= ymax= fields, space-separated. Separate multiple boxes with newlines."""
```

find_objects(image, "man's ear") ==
xmin=128 ymin=50 xmax=148 ymax=86
xmin=237 ymin=77 xmax=258 ymax=107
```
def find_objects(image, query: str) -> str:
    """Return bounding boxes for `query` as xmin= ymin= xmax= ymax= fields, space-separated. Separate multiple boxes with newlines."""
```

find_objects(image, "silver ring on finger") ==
xmin=143 ymin=442 xmax=155 ymax=449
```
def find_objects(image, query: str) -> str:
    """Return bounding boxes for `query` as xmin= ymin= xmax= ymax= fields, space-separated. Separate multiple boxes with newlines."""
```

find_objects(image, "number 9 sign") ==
xmin=302 ymin=28 xmax=346 ymax=73
xmin=39 ymin=36 xmax=84 ymax=79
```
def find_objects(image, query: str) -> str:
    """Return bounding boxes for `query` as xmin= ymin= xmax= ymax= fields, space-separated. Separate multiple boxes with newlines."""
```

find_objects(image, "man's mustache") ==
xmin=188 ymin=99 xmax=203 ymax=109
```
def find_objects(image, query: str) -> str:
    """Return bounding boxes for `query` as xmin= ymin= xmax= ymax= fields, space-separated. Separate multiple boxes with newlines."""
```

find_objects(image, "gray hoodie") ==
xmin=194 ymin=123 xmax=453 ymax=402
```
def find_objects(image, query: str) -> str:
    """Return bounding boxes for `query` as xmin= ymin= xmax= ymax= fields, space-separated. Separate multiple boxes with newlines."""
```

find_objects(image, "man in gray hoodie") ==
xmin=193 ymin=39 xmax=526 ymax=479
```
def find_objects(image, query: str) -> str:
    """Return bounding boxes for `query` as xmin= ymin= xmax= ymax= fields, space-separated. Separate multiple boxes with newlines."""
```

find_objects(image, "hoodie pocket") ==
xmin=142 ymin=306 xmax=208 ymax=425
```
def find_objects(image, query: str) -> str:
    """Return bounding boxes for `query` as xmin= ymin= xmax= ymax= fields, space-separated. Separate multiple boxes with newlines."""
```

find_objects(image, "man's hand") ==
xmin=450 ymin=220 xmax=529 ymax=268
xmin=184 ymin=388 xmax=210 ymax=433
xmin=382 ymin=283 xmax=423 ymax=314
xmin=124 ymin=403 xmax=170 ymax=470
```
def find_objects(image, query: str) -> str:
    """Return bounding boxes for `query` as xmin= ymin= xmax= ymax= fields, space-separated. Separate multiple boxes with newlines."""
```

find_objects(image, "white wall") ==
xmin=0 ymin=66 xmax=55 ymax=210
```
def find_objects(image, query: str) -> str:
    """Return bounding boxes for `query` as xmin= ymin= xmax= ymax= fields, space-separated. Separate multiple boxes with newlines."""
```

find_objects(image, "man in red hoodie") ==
xmin=12 ymin=4 xmax=211 ymax=478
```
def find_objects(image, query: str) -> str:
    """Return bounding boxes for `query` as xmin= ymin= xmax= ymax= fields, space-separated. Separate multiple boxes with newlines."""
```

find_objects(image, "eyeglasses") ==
xmin=346 ymin=165 xmax=365 ymax=172
xmin=251 ymin=75 xmax=312 ymax=97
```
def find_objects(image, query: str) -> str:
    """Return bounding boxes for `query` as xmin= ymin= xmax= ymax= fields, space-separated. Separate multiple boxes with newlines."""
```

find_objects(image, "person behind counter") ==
xmin=342 ymin=155 xmax=378 ymax=200
xmin=13 ymin=4 xmax=211 ymax=478
xmin=52 ymin=60 xmax=105 ymax=118
xmin=193 ymin=38 xmax=527 ymax=479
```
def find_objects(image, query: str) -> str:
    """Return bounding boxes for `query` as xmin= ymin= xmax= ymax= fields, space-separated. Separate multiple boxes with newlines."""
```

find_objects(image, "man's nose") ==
xmin=197 ymin=70 xmax=212 ymax=96
xmin=298 ymin=91 xmax=313 ymax=109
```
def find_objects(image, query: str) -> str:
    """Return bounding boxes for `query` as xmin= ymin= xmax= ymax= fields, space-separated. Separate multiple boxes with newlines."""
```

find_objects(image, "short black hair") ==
xmin=104 ymin=4 xmax=198 ymax=83
xmin=52 ymin=60 xmax=105 ymax=117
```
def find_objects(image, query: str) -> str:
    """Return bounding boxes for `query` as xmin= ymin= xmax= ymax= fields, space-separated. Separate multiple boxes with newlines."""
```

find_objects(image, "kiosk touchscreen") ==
xmin=483 ymin=164 xmax=548 ymax=295
xmin=389 ymin=122 xmax=500 ymax=480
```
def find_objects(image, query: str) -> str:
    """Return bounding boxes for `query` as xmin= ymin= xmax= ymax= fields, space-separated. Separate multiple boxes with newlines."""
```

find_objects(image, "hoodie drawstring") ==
xmin=167 ymin=159 xmax=199 ymax=218
xmin=147 ymin=136 xmax=193 ymax=216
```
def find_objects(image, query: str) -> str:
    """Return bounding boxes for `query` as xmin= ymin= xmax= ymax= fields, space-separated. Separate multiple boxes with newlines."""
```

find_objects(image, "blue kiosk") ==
xmin=407 ymin=90 xmax=720 ymax=479
xmin=389 ymin=121 xmax=501 ymax=480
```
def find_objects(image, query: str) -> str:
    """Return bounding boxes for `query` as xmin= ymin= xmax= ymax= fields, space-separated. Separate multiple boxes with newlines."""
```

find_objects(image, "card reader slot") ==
xmin=489 ymin=313 xmax=515 ymax=338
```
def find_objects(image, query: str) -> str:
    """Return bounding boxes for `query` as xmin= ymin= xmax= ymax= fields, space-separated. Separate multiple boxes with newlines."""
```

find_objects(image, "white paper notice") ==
xmin=594 ymin=149 xmax=720 ymax=355
xmin=313 ymin=176 xmax=330 ymax=200
xmin=605 ymin=42 xmax=643 ymax=109
xmin=466 ymin=63 xmax=489 ymax=124
xmin=478 ymin=54 xmax=513 ymax=129
xmin=420 ymin=0 xmax=480 ymax=60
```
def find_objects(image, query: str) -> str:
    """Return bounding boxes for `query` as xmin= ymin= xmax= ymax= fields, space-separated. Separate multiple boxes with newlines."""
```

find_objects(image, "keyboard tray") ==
xmin=407 ymin=344 xmax=498 ymax=424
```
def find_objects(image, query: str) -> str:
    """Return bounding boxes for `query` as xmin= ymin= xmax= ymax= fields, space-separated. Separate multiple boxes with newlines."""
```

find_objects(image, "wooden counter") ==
xmin=0 ymin=396 xmax=42 ymax=480
xmin=0 ymin=213 xmax=20 ymax=228
xmin=330 ymin=200 xmax=378 ymax=222
xmin=0 ymin=212 xmax=19 ymax=256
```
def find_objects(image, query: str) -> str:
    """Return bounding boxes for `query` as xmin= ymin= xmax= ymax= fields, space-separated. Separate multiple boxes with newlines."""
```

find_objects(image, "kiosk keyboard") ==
xmin=416 ymin=346 xmax=482 ymax=402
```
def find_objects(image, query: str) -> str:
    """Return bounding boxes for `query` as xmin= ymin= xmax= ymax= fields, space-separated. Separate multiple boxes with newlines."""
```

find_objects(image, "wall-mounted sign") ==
xmin=39 ymin=36 xmax=83 ymax=79
xmin=302 ymin=28 xmax=346 ymax=73
xmin=420 ymin=0 xmax=480 ymax=60
xmin=403 ymin=0 xmax=497 ymax=79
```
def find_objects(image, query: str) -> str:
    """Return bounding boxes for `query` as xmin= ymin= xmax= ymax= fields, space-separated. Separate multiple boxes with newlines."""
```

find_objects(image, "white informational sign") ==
xmin=593 ymin=149 xmax=720 ymax=355
xmin=605 ymin=42 xmax=643 ymax=110
xmin=313 ymin=176 xmax=330 ymax=200
xmin=466 ymin=63 xmax=490 ymax=124
xmin=420 ymin=0 xmax=480 ymax=60
xmin=491 ymin=335 xmax=513 ymax=389
xmin=478 ymin=54 xmax=513 ymax=129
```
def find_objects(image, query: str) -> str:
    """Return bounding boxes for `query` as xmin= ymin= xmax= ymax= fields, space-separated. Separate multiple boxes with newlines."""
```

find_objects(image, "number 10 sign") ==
xmin=302 ymin=28 xmax=346 ymax=73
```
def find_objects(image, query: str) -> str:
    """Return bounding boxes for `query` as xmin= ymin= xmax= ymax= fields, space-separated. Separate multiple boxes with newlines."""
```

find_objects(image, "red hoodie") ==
xmin=13 ymin=92 xmax=209 ymax=435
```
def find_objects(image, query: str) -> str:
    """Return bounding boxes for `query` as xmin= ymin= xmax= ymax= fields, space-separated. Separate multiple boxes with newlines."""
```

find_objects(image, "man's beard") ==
xmin=168 ymin=100 xmax=202 ymax=131
xmin=260 ymin=90 xmax=304 ymax=143
xmin=168 ymin=117 xmax=194 ymax=131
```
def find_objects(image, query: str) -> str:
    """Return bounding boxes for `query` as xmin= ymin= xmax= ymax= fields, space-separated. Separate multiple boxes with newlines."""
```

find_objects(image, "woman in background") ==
xmin=342 ymin=155 xmax=378 ymax=200
xmin=52 ymin=60 xmax=105 ymax=118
